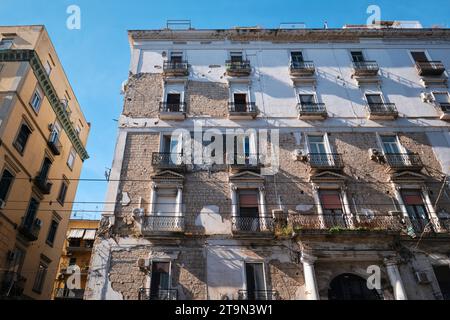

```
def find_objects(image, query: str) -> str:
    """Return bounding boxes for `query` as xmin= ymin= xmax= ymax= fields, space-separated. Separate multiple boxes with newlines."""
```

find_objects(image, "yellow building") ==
xmin=0 ymin=26 xmax=90 ymax=300
xmin=52 ymin=219 xmax=98 ymax=300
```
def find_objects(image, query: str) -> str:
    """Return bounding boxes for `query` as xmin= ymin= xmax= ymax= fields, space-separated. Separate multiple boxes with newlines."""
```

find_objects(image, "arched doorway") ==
xmin=328 ymin=273 xmax=381 ymax=300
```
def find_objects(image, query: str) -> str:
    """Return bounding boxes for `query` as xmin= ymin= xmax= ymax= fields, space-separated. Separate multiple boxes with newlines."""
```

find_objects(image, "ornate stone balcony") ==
xmin=352 ymin=61 xmax=380 ymax=77
xmin=141 ymin=216 xmax=185 ymax=235
xmin=151 ymin=152 xmax=185 ymax=171
xmin=297 ymin=103 xmax=327 ymax=120
xmin=226 ymin=60 xmax=251 ymax=76
xmin=383 ymin=153 xmax=423 ymax=171
xmin=231 ymin=216 xmax=274 ymax=235
xmin=228 ymin=102 xmax=258 ymax=119
xmin=163 ymin=61 xmax=189 ymax=76
xmin=367 ymin=103 xmax=398 ymax=120
xmin=307 ymin=153 xmax=344 ymax=171
xmin=289 ymin=61 xmax=315 ymax=77
xmin=159 ymin=102 xmax=186 ymax=120
xmin=415 ymin=61 xmax=446 ymax=76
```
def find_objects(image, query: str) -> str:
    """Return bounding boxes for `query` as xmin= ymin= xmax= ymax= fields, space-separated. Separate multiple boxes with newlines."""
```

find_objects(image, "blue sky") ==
xmin=1 ymin=0 xmax=449 ymax=219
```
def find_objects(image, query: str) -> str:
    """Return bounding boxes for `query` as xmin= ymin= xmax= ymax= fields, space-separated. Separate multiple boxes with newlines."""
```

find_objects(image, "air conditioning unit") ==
xmin=133 ymin=208 xmax=145 ymax=217
xmin=416 ymin=271 xmax=431 ymax=284
xmin=0 ymin=199 xmax=6 ymax=209
xmin=421 ymin=92 xmax=433 ymax=103
xmin=369 ymin=148 xmax=382 ymax=161
xmin=293 ymin=149 xmax=307 ymax=161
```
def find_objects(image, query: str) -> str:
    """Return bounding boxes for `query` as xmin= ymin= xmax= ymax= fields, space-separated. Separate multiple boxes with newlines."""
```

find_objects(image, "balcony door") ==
xmin=308 ymin=135 xmax=332 ymax=166
xmin=411 ymin=51 xmax=429 ymax=63
xmin=230 ymin=52 xmax=244 ymax=64
xmin=23 ymin=198 xmax=39 ymax=228
xmin=238 ymin=190 xmax=260 ymax=231
xmin=351 ymin=51 xmax=365 ymax=63
xmin=401 ymin=190 xmax=430 ymax=233
xmin=291 ymin=51 xmax=304 ymax=68
xmin=50 ymin=121 xmax=61 ymax=143
xmin=366 ymin=93 xmax=383 ymax=105
xmin=170 ymin=52 xmax=183 ymax=64
xmin=319 ymin=190 xmax=347 ymax=228
xmin=38 ymin=158 xmax=52 ymax=182
xmin=166 ymin=93 xmax=181 ymax=112
xmin=163 ymin=135 xmax=182 ymax=165
xmin=233 ymin=93 xmax=248 ymax=112
xmin=380 ymin=135 xmax=409 ymax=166
xmin=155 ymin=189 xmax=177 ymax=217
xmin=245 ymin=263 xmax=266 ymax=300
xmin=149 ymin=262 xmax=171 ymax=300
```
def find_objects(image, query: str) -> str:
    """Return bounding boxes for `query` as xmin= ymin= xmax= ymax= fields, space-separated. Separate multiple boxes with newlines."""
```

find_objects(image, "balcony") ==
xmin=288 ymin=213 xmax=403 ymax=233
xmin=289 ymin=61 xmax=315 ymax=77
xmin=163 ymin=60 xmax=189 ymax=76
xmin=352 ymin=61 xmax=380 ymax=77
xmin=367 ymin=103 xmax=398 ymax=120
xmin=226 ymin=60 xmax=251 ymax=76
xmin=228 ymin=102 xmax=258 ymax=120
xmin=238 ymin=290 xmax=279 ymax=300
xmin=139 ymin=288 xmax=178 ymax=300
xmin=141 ymin=216 xmax=184 ymax=236
xmin=152 ymin=152 xmax=185 ymax=171
xmin=231 ymin=217 xmax=274 ymax=235
xmin=297 ymin=103 xmax=327 ymax=120
xmin=159 ymin=102 xmax=186 ymax=120
xmin=383 ymin=153 xmax=423 ymax=171
xmin=403 ymin=217 xmax=450 ymax=236
xmin=229 ymin=153 xmax=263 ymax=172
xmin=0 ymin=272 xmax=26 ymax=298
xmin=438 ymin=103 xmax=450 ymax=120
xmin=415 ymin=61 xmax=446 ymax=76
xmin=47 ymin=131 xmax=62 ymax=155
xmin=18 ymin=217 xmax=41 ymax=241
xmin=33 ymin=175 xmax=52 ymax=195
xmin=67 ymin=242 xmax=94 ymax=253
xmin=54 ymin=288 xmax=85 ymax=300
xmin=307 ymin=153 xmax=344 ymax=171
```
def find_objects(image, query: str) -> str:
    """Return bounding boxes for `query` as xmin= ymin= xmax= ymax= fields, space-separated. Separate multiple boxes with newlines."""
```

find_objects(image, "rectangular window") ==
xmin=14 ymin=123 xmax=31 ymax=154
xmin=30 ymin=89 xmax=42 ymax=113
xmin=165 ymin=93 xmax=181 ymax=112
xmin=9 ymin=247 xmax=26 ymax=274
xmin=291 ymin=51 xmax=304 ymax=63
xmin=245 ymin=263 xmax=266 ymax=299
xmin=46 ymin=220 xmax=59 ymax=246
xmin=239 ymin=190 xmax=259 ymax=217
xmin=351 ymin=51 xmax=365 ymax=62
xmin=44 ymin=61 xmax=52 ymax=76
xmin=23 ymin=198 xmax=39 ymax=228
xmin=67 ymin=149 xmax=76 ymax=169
xmin=299 ymin=94 xmax=315 ymax=105
xmin=319 ymin=190 xmax=347 ymax=228
xmin=150 ymin=262 xmax=171 ymax=300
xmin=170 ymin=52 xmax=183 ymax=63
xmin=380 ymin=135 xmax=401 ymax=154
xmin=155 ymin=189 xmax=177 ymax=216
xmin=57 ymin=181 xmax=68 ymax=205
xmin=230 ymin=52 xmax=243 ymax=63
xmin=365 ymin=93 xmax=384 ymax=105
xmin=308 ymin=135 xmax=327 ymax=154
xmin=0 ymin=168 xmax=14 ymax=202
xmin=32 ymin=262 xmax=48 ymax=293
xmin=411 ymin=51 xmax=429 ymax=63
xmin=401 ymin=190 xmax=429 ymax=233
xmin=0 ymin=38 xmax=14 ymax=49
xmin=433 ymin=92 xmax=450 ymax=104
xmin=233 ymin=93 xmax=248 ymax=112
xmin=39 ymin=158 xmax=52 ymax=181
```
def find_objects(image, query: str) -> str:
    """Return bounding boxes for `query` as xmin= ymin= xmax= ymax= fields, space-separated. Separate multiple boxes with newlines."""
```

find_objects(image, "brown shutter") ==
xmin=320 ymin=192 xmax=342 ymax=210
xmin=239 ymin=193 xmax=258 ymax=208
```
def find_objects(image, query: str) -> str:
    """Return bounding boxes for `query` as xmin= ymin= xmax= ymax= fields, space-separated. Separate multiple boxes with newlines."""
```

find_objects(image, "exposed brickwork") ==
xmin=186 ymin=81 xmax=229 ymax=117
xmin=122 ymin=74 xmax=163 ymax=118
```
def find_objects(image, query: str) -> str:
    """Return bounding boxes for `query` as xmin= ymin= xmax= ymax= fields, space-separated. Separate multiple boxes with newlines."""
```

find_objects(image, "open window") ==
xmin=319 ymin=190 xmax=348 ymax=228
xmin=149 ymin=261 xmax=173 ymax=300
xmin=244 ymin=262 xmax=267 ymax=300
xmin=401 ymin=190 xmax=430 ymax=233
xmin=351 ymin=51 xmax=365 ymax=63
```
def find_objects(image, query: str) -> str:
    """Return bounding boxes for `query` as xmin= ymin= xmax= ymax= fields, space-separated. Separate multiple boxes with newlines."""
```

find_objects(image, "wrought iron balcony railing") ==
xmin=47 ymin=131 xmax=62 ymax=155
xmin=232 ymin=217 xmax=274 ymax=233
xmin=383 ymin=153 xmax=423 ymax=170
xmin=352 ymin=61 xmax=380 ymax=76
xmin=0 ymin=271 xmax=26 ymax=298
xmin=403 ymin=217 xmax=450 ymax=235
xmin=159 ymin=102 xmax=186 ymax=113
xmin=288 ymin=213 xmax=404 ymax=232
xmin=139 ymin=288 xmax=178 ymax=300
xmin=18 ymin=217 xmax=41 ymax=241
xmin=163 ymin=61 xmax=189 ymax=75
xmin=33 ymin=175 xmax=52 ymax=195
xmin=367 ymin=103 xmax=398 ymax=118
xmin=238 ymin=290 xmax=279 ymax=300
xmin=228 ymin=102 xmax=257 ymax=114
xmin=415 ymin=61 xmax=446 ymax=76
xmin=54 ymin=288 xmax=85 ymax=300
xmin=307 ymin=153 xmax=344 ymax=170
xmin=141 ymin=216 xmax=185 ymax=234
xmin=297 ymin=103 xmax=327 ymax=118
xmin=226 ymin=60 xmax=251 ymax=76
xmin=289 ymin=61 xmax=315 ymax=76
xmin=151 ymin=152 xmax=185 ymax=170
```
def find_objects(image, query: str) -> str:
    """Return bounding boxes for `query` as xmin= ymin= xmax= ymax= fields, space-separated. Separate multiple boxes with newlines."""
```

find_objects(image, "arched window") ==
xmin=328 ymin=273 xmax=381 ymax=300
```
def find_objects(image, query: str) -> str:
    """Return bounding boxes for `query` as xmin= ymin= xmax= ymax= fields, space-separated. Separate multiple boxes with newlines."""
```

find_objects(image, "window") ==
xmin=401 ymin=190 xmax=429 ymax=228
xmin=23 ymin=198 xmax=39 ymax=228
xmin=380 ymin=135 xmax=401 ymax=154
xmin=67 ymin=148 xmax=76 ymax=169
xmin=57 ymin=181 xmax=68 ymax=205
xmin=30 ymin=88 xmax=42 ymax=113
xmin=245 ymin=263 xmax=266 ymax=300
xmin=433 ymin=92 xmax=450 ymax=105
xmin=299 ymin=94 xmax=316 ymax=105
xmin=149 ymin=262 xmax=171 ymax=300
xmin=238 ymin=190 xmax=259 ymax=218
xmin=230 ymin=52 xmax=244 ymax=63
xmin=291 ymin=51 xmax=304 ymax=63
xmin=8 ymin=247 xmax=26 ymax=275
xmin=233 ymin=93 xmax=248 ymax=112
xmin=0 ymin=168 xmax=14 ymax=202
xmin=411 ymin=51 xmax=429 ymax=63
xmin=319 ymin=190 xmax=347 ymax=227
xmin=155 ymin=189 xmax=177 ymax=216
xmin=38 ymin=157 xmax=52 ymax=181
xmin=76 ymin=125 xmax=82 ymax=136
xmin=433 ymin=266 xmax=450 ymax=300
xmin=308 ymin=135 xmax=328 ymax=154
xmin=351 ymin=51 xmax=365 ymax=62
xmin=0 ymin=38 xmax=14 ymax=49
xmin=365 ymin=93 xmax=384 ymax=105
xmin=46 ymin=220 xmax=59 ymax=246
xmin=165 ymin=93 xmax=181 ymax=112
xmin=170 ymin=52 xmax=183 ymax=63
xmin=44 ymin=61 xmax=52 ymax=76
xmin=32 ymin=262 xmax=48 ymax=293
xmin=14 ymin=123 xmax=31 ymax=154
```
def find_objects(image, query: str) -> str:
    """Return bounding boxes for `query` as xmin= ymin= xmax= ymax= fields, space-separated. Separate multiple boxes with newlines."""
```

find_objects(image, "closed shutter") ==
xmin=239 ymin=192 xmax=258 ymax=208
xmin=402 ymin=191 xmax=424 ymax=205
xmin=320 ymin=191 xmax=342 ymax=210
xmin=155 ymin=189 xmax=177 ymax=216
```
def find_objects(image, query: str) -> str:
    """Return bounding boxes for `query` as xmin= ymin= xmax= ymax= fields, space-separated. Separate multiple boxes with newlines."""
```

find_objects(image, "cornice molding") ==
xmin=0 ymin=49 xmax=89 ymax=160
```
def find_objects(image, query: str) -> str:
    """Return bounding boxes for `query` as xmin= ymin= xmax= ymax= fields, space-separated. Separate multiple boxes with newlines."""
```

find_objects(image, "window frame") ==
xmin=67 ymin=148 xmax=76 ymax=170
xmin=13 ymin=122 xmax=32 ymax=155
xmin=29 ymin=86 xmax=43 ymax=113
xmin=57 ymin=179 xmax=69 ymax=205
xmin=46 ymin=219 xmax=59 ymax=247
xmin=0 ymin=167 xmax=15 ymax=203
xmin=32 ymin=261 xmax=48 ymax=294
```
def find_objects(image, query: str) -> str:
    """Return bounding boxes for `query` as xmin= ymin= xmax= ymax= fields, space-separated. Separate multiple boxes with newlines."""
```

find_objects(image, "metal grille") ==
xmin=238 ymin=290 xmax=279 ymax=300
xmin=231 ymin=217 xmax=274 ymax=233
xmin=307 ymin=153 xmax=344 ymax=169
xmin=142 ymin=216 xmax=184 ymax=233
xmin=139 ymin=288 xmax=178 ymax=300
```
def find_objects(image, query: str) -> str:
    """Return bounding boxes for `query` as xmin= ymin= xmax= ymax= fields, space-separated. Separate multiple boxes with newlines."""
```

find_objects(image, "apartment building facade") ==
xmin=0 ymin=26 xmax=90 ymax=299
xmin=52 ymin=219 xmax=98 ymax=300
xmin=86 ymin=22 xmax=450 ymax=300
